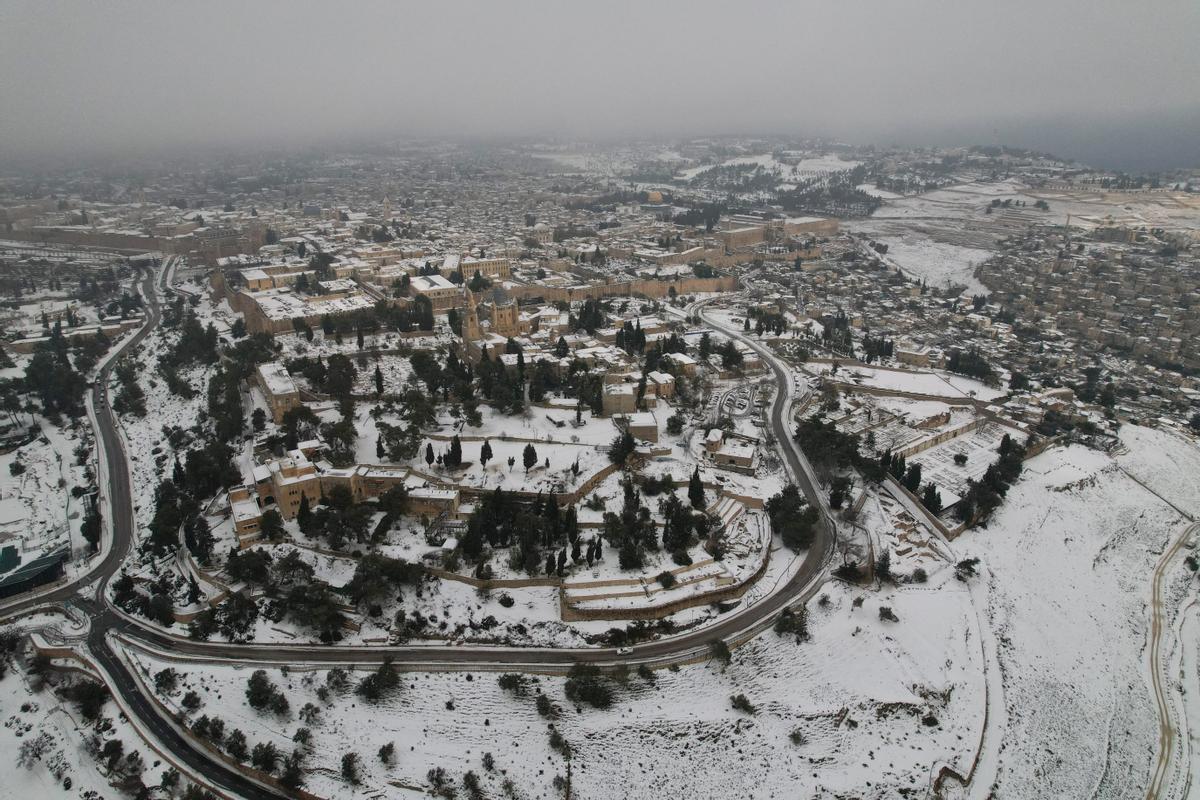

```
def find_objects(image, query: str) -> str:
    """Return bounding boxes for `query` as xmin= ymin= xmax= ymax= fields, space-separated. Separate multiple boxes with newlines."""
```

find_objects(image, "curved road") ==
xmin=1146 ymin=521 xmax=1199 ymax=800
xmin=4 ymin=271 xmax=836 ymax=799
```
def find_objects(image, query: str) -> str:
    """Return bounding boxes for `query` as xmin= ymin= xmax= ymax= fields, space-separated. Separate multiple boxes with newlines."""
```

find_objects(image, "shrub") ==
xmin=356 ymin=659 xmax=400 ymax=702
xmin=154 ymin=668 xmax=178 ymax=694
xmin=497 ymin=673 xmax=530 ymax=696
xmin=68 ymin=680 xmax=109 ymax=721
xmin=341 ymin=752 xmax=360 ymax=785
xmin=245 ymin=670 xmax=287 ymax=715
xmin=564 ymin=664 xmax=613 ymax=709
xmin=666 ymin=413 xmax=685 ymax=435
xmin=639 ymin=473 xmax=674 ymax=496
xmin=251 ymin=741 xmax=279 ymax=773
xmin=225 ymin=729 xmax=248 ymax=761
xmin=280 ymin=752 xmax=305 ymax=789
xmin=955 ymin=558 xmax=980 ymax=581
xmin=730 ymin=694 xmax=757 ymax=715
xmin=773 ymin=607 xmax=809 ymax=642
xmin=878 ymin=606 xmax=899 ymax=622
xmin=833 ymin=561 xmax=863 ymax=582
xmin=656 ymin=570 xmax=677 ymax=589
xmin=326 ymin=667 xmax=349 ymax=692
xmin=875 ymin=550 xmax=892 ymax=582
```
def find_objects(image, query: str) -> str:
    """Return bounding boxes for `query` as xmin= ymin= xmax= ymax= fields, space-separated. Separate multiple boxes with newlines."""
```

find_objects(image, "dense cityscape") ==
xmin=1 ymin=2 xmax=1199 ymax=800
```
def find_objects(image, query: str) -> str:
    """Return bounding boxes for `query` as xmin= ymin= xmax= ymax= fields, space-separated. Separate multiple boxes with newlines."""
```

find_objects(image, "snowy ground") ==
xmin=128 ymin=566 xmax=983 ymax=800
xmin=844 ymin=178 xmax=1028 ymax=295
xmin=0 ymin=643 xmax=172 ymax=800
xmin=956 ymin=426 xmax=1200 ymax=798
xmin=112 ymin=326 xmax=209 ymax=539
xmin=866 ymin=234 xmax=993 ymax=296
xmin=0 ymin=415 xmax=93 ymax=564
xmin=815 ymin=361 xmax=1006 ymax=402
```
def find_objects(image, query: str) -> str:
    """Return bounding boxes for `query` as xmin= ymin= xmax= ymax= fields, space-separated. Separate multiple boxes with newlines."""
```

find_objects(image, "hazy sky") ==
xmin=2 ymin=0 xmax=1198 ymax=165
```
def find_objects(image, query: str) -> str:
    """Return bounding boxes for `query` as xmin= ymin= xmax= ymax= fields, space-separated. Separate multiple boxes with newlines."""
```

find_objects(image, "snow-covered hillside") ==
xmin=958 ymin=426 xmax=1200 ymax=798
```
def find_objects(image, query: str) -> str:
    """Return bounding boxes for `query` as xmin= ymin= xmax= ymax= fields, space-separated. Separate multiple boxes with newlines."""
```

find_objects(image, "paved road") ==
xmin=696 ymin=301 xmax=830 ymax=515
xmin=97 ymin=293 xmax=835 ymax=670
xmin=0 ymin=259 xmax=287 ymax=800
xmin=6 ymin=277 xmax=836 ymax=799
xmin=1146 ymin=521 xmax=1199 ymax=800
xmin=0 ymin=262 xmax=164 ymax=618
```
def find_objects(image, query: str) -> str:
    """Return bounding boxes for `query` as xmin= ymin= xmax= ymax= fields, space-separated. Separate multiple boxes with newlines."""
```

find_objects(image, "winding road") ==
xmin=1146 ymin=521 xmax=1198 ymax=800
xmin=2 ymin=266 xmax=836 ymax=799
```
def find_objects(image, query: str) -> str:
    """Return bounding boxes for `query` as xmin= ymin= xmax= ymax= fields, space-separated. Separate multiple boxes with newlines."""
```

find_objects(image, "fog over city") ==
xmin=6 ymin=2 xmax=1200 ymax=799
xmin=2 ymin=0 xmax=1198 ymax=168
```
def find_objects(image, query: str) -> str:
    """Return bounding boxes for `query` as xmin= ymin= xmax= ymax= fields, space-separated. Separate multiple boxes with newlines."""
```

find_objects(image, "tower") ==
xmin=461 ymin=288 xmax=483 ymax=359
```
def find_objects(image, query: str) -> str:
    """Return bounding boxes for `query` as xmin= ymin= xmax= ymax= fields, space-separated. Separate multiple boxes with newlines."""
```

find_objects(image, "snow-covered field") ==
xmin=816 ymin=361 xmax=1005 ymax=402
xmin=129 ymin=566 xmax=983 ymax=800
xmin=0 ymin=646 xmax=168 ymax=800
xmin=678 ymin=152 xmax=861 ymax=183
xmin=957 ymin=426 xmax=1200 ymax=797
xmin=0 ymin=416 xmax=91 ymax=563
xmin=845 ymin=178 xmax=1025 ymax=294
xmin=870 ymin=235 xmax=993 ymax=295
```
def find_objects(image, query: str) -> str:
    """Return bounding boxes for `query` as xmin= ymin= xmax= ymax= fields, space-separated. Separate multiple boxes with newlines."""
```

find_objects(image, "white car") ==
xmin=615 ymin=646 xmax=633 ymax=656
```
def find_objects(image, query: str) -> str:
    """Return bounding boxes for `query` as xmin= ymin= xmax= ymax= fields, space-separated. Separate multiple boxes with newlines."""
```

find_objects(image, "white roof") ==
xmin=256 ymin=362 xmax=297 ymax=397
xmin=411 ymin=274 xmax=457 ymax=292
xmin=230 ymin=495 xmax=261 ymax=523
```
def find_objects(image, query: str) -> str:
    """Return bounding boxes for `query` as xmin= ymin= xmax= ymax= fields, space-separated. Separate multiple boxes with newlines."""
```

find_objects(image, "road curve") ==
xmin=0 ymin=261 xmax=164 ymax=619
xmin=11 ymin=273 xmax=837 ymax=799
xmin=1146 ymin=521 xmax=1198 ymax=800
xmin=99 ymin=292 xmax=835 ymax=670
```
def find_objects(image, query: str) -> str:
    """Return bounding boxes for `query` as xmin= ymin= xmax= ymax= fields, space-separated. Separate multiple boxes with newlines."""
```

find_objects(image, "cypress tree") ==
xmin=688 ymin=467 xmax=706 ymax=509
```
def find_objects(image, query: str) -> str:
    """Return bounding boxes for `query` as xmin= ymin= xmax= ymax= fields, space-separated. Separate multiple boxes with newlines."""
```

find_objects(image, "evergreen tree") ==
xmin=608 ymin=430 xmax=636 ymax=465
xmin=297 ymin=493 xmax=311 ymax=527
xmin=903 ymin=462 xmax=923 ymax=493
xmin=921 ymin=482 xmax=943 ymax=513
xmin=688 ymin=467 xmax=706 ymax=509
xmin=446 ymin=435 xmax=463 ymax=468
